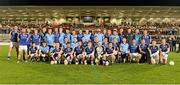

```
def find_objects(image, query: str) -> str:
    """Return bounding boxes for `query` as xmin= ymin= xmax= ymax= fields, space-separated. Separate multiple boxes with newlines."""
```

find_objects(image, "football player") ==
xmin=159 ymin=39 xmax=170 ymax=64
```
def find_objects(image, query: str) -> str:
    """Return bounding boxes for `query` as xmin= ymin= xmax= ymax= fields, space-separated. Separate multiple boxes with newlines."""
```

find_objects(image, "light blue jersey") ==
xmin=45 ymin=33 xmax=55 ymax=46
xmin=94 ymin=33 xmax=104 ymax=42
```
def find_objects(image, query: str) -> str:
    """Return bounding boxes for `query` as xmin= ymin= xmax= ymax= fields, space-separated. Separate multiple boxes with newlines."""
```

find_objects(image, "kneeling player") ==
xmin=84 ymin=42 xmax=95 ymax=65
xmin=39 ymin=42 xmax=49 ymax=61
xmin=104 ymin=43 xmax=115 ymax=65
xmin=29 ymin=42 xmax=39 ymax=62
xmin=95 ymin=42 xmax=104 ymax=65
xmin=63 ymin=43 xmax=74 ymax=65
xmin=159 ymin=39 xmax=170 ymax=64
xmin=129 ymin=39 xmax=142 ymax=63
xmin=74 ymin=42 xmax=84 ymax=65
xmin=149 ymin=40 xmax=159 ymax=64
xmin=50 ymin=43 xmax=62 ymax=64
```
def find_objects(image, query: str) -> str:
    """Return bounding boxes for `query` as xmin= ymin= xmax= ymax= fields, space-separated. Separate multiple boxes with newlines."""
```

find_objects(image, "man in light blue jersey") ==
xmin=94 ymin=29 xmax=104 ymax=42
xmin=84 ymin=30 xmax=91 ymax=43
xmin=119 ymin=37 xmax=129 ymax=63
xmin=32 ymin=29 xmax=40 ymax=49
xmin=45 ymin=28 xmax=55 ymax=49
xmin=65 ymin=29 xmax=71 ymax=42
xmin=70 ymin=30 xmax=77 ymax=43
xmin=110 ymin=29 xmax=120 ymax=43
xmin=133 ymin=29 xmax=142 ymax=45
xmin=59 ymin=28 xmax=65 ymax=44
xmin=53 ymin=28 xmax=60 ymax=43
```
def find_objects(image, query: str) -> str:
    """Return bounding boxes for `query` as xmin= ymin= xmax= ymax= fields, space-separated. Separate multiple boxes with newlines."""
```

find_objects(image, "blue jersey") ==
xmin=40 ymin=32 xmax=46 ymax=43
xmin=32 ymin=34 xmax=40 ymax=45
xmin=19 ymin=33 xmax=28 ymax=45
xmin=159 ymin=44 xmax=170 ymax=52
xmin=106 ymin=47 xmax=114 ymax=54
xmin=85 ymin=47 xmax=94 ymax=54
xmin=142 ymin=35 xmax=151 ymax=44
xmin=39 ymin=46 xmax=49 ymax=53
xmin=70 ymin=35 xmax=77 ymax=43
xmin=118 ymin=34 xmax=125 ymax=43
xmin=105 ymin=34 xmax=111 ymax=42
xmin=61 ymin=43 xmax=67 ymax=49
xmin=30 ymin=47 xmax=37 ymax=54
xmin=27 ymin=33 xmax=32 ymax=45
xmin=94 ymin=33 xmax=104 ymax=42
xmin=10 ymin=31 xmax=18 ymax=42
xmin=53 ymin=32 xmax=60 ymax=43
xmin=74 ymin=46 xmax=83 ymax=55
xmin=59 ymin=33 xmax=65 ymax=44
xmin=77 ymin=33 xmax=84 ymax=42
xmin=129 ymin=44 xmax=138 ymax=53
xmin=149 ymin=45 xmax=159 ymax=54
xmin=139 ymin=43 xmax=148 ymax=53
xmin=71 ymin=42 xmax=78 ymax=49
xmin=133 ymin=34 xmax=142 ymax=45
xmin=84 ymin=34 xmax=91 ymax=42
xmin=65 ymin=33 xmax=71 ymax=42
xmin=110 ymin=34 xmax=120 ymax=43
xmin=64 ymin=47 xmax=73 ymax=54
xmin=45 ymin=33 xmax=55 ymax=46
xmin=120 ymin=43 xmax=129 ymax=53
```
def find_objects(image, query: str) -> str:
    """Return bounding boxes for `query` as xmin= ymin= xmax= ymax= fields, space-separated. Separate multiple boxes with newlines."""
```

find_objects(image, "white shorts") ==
xmin=19 ymin=45 xmax=28 ymax=51
xmin=151 ymin=51 xmax=159 ymax=58
xmin=10 ymin=42 xmax=18 ymax=48
xmin=77 ymin=54 xmax=83 ymax=59
xmin=131 ymin=53 xmax=139 ymax=57
xmin=162 ymin=52 xmax=168 ymax=60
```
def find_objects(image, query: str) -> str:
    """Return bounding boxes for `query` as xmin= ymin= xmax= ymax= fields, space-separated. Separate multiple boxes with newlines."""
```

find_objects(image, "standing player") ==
xmin=84 ymin=42 xmax=95 ymax=65
xmin=8 ymin=26 xmax=19 ymax=60
xmin=45 ymin=28 xmax=55 ymax=49
xmin=59 ymin=27 xmax=65 ymax=45
xmin=149 ymin=40 xmax=159 ymax=64
xmin=129 ymin=39 xmax=142 ymax=63
xmin=17 ymin=28 xmax=28 ymax=63
xmin=159 ymin=39 xmax=170 ymax=64
xmin=53 ymin=28 xmax=60 ymax=43
xmin=40 ymin=27 xmax=47 ymax=44
xmin=104 ymin=29 xmax=112 ymax=42
xmin=65 ymin=29 xmax=71 ymax=42
xmin=73 ymin=42 xmax=84 ymax=64
xmin=142 ymin=30 xmax=151 ymax=45
xmin=32 ymin=29 xmax=41 ymax=49
xmin=110 ymin=29 xmax=120 ymax=43
xmin=77 ymin=30 xmax=84 ymax=42
xmin=118 ymin=28 xmax=124 ymax=43
xmin=94 ymin=29 xmax=104 ymax=42
xmin=84 ymin=30 xmax=91 ymax=43
xmin=126 ymin=28 xmax=133 ymax=44
xmin=27 ymin=29 xmax=32 ymax=57
xmin=133 ymin=29 xmax=142 ymax=45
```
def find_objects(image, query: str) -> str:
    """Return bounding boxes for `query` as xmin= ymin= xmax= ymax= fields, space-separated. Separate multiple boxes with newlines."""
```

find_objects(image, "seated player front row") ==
xmin=27 ymin=38 xmax=170 ymax=65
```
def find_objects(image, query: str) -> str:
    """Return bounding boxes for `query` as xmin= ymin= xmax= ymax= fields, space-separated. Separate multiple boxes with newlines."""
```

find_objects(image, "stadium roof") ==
xmin=0 ymin=6 xmax=180 ymax=21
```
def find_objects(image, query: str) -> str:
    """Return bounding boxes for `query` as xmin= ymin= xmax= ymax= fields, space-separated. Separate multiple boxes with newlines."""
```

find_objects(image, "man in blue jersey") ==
xmin=8 ymin=26 xmax=19 ymax=60
xmin=84 ymin=30 xmax=91 ymax=43
xmin=40 ymin=27 xmax=47 ymax=44
xmin=73 ymin=42 xmax=84 ymax=65
xmin=45 ymin=28 xmax=55 ymax=49
xmin=142 ymin=30 xmax=151 ymax=45
xmin=63 ymin=42 xmax=74 ymax=65
xmin=139 ymin=39 xmax=149 ymax=63
xmin=84 ymin=42 xmax=95 ymax=65
xmin=29 ymin=42 xmax=39 ymax=62
xmin=53 ymin=28 xmax=60 ymax=43
xmin=159 ymin=39 xmax=170 ymax=64
xmin=18 ymin=28 xmax=28 ymax=63
xmin=59 ymin=27 xmax=65 ymax=44
xmin=129 ymin=39 xmax=142 ymax=63
xmin=32 ymin=29 xmax=40 ymax=49
xmin=39 ymin=42 xmax=49 ymax=61
xmin=70 ymin=30 xmax=77 ymax=43
xmin=118 ymin=28 xmax=124 ymax=43
xmin=50 ymin=43 xmax=62 ymax=64
xmin=65 ymin=29 xmax=71 ymax=42
xmin=148 ymin=40 xmax=159 ymax=64
xmin=119 ymin=37 xmax=129 ymax=63
xmin=104 ymin=43 xmax=115 ymax=65
xmin=133 ymin=29 xmax=142 ymax=45
xmin=26 ymin=29 xmax=32 ymax=57
xmin=77 ymin=30 xmax=84 ymax=42
xmin=94 ymin=29 xmax=104 ymax=42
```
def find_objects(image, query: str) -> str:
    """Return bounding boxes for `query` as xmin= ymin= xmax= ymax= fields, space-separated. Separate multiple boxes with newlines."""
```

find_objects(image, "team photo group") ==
xmin=8 ymin=26 xmax=170 ymax=65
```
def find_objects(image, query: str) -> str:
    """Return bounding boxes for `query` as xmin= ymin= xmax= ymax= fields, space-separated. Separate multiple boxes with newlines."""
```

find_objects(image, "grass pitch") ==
xmin=0 ymin=45 xmax=180 ymax=84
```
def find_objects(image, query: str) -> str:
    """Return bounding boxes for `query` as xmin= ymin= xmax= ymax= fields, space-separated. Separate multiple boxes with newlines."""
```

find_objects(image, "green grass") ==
xmin=0 ymin=45 xmax=180 ymax=84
